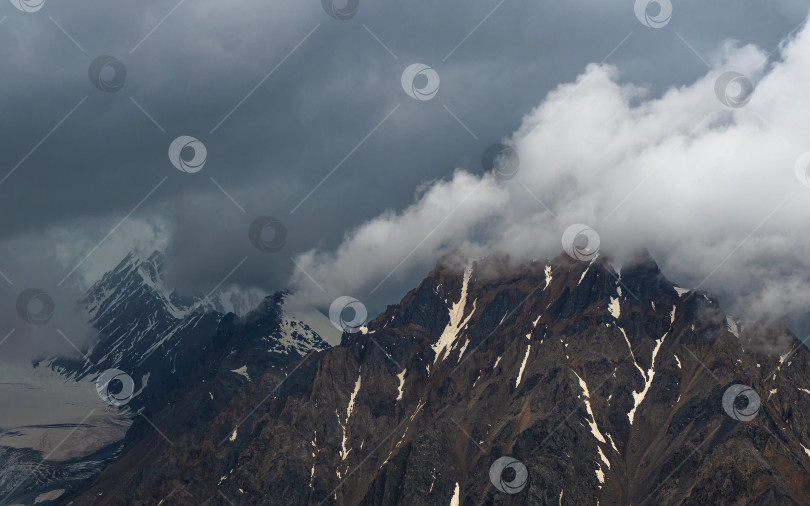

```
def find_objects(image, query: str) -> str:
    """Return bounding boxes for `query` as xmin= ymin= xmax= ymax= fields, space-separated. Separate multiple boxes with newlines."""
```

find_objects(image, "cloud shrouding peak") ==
xmin=291 ymin=16 xmax=810 ymax=334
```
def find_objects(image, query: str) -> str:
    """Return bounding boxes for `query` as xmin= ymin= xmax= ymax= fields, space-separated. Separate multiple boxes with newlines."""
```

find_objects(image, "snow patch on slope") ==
xmin=571 ymin=369 xmax=606 ymax=443
xmin=396 ymin=369 xmax=406 ymax=401
xmin=726 ymin=316 xmax=740 ymax=338
xmin=230 ymin=366 xmax=250 ymax=381
xmin=515 ymin=345 xmax=531 ymax=388
xmin=432 ymin=265 xmax=476 ymax=363
xmin=450 ymin=482 xmax=460 ymax=506
xmin=597 ymin=446 xmax=610 ymax=469
xmin=627 ymin=333 xmax=667 ymax=424
xmin=340 ymin=374 xmax=362 ymax=462
xmin=608 ymin=297 xmax=620 ymax=319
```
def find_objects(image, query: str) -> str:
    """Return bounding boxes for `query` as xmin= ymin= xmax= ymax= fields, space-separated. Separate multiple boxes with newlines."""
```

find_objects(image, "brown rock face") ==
xmin=69 ymin=253 xmax=810 ymax=505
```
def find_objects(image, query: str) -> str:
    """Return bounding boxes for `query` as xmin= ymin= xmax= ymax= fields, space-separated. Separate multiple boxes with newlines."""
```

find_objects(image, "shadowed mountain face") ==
xmin=49 ymin=251 xmax=329 ymax=414
xmin=68 ymin=252 xmax=810 ymax=505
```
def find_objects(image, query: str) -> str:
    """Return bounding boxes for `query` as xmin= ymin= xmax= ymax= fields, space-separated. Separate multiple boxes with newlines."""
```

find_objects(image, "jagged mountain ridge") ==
xmin=53 ymin=251 xmax=257 ymax=381
xmin=69 ymin=251 xmax=810 ymax=505
xmin=58 ymin=249 xmax=333 ymax=419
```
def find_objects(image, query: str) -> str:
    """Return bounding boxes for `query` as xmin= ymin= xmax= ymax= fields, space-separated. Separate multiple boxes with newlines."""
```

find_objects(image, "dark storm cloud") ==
xmin=0 ymin=0 xmax=807 ymax=361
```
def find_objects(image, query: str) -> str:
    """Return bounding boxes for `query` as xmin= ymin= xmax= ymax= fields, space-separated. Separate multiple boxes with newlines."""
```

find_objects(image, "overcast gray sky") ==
xmin=0 ymin=0 xmax=808 ymax=361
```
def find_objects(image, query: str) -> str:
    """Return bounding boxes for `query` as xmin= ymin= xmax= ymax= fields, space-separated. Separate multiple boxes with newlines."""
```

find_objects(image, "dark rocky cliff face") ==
xmin=68 ymin=252 xmax=810 ymax=505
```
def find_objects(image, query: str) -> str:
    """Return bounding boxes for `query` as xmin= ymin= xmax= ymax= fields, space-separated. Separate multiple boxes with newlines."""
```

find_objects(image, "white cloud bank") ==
xmin=292 ymin=16 xmax=810 ymax=332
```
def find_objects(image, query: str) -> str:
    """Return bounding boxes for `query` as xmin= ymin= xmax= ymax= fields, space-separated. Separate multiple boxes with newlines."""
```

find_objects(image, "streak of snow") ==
xmin=544 ymin=264 xmax=553 ymax=289
xmin=432 ymin=265 xmax=476 ymax=363
xmin=396 ymin=369 xmax=406 ymax=401
xmin=802 ymin=443 xmax=810 ymax=458
xmin=571 ymin=369 xmax=606 ymax=443
xmin=674 ymin=354 xmax=681 ymax=369
xmin=627 ymin=333 xmax=667 ymax=424
xmin=606 ymin=433 xmax=619 ymax=455
xmin=456 ymin=338 xmax=471 ymax=362
xmin=493 ymin=355 xmax=502 ymax=369
xmin=450 ymin=483 xmax=460 ymax=506
xmin=578 ymin=267 xmax=590 ymax=285
xmin=347 ymin=375 xmax=361 ymax=419
xmin=670 ymin=305 xmax=677 ymax=325
xmin=620 ymin=328 xmax=646 ymax=380
xmin=597 ymin=446 xmax=610 ymax=469
xmin=340 ymin=374 xmax=362 ymax=461
xmin=515 ymin=345 xmax=531 ymax=388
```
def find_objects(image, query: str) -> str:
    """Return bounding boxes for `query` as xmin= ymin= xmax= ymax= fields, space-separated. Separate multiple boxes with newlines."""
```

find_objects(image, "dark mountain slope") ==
xmin=68 ymin=252 xmax=810 ymax=505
